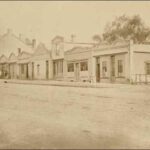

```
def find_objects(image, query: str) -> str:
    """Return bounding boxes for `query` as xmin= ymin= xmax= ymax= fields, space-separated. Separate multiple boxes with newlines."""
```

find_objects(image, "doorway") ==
xmin=96 ymin=57 xmax=100 ymax=82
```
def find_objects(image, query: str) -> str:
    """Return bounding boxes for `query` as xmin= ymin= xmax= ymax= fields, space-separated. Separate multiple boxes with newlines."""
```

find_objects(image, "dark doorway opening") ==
xmin=96 ymin=57 xmax=100 ymax=82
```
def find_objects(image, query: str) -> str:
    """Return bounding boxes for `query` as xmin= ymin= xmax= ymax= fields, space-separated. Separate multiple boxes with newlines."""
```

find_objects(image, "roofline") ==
xmin=93 ymin=44 xmax=130 ymax=52
xmin=12 ymin=34 xmax=34 ymax=50
xmin=0 ymin=30 xmax=34 ymax=51
xmin=64 ymin=41 xmax=95 ymax=45
xmin=8 ymin=52 xmax=16 ymax=59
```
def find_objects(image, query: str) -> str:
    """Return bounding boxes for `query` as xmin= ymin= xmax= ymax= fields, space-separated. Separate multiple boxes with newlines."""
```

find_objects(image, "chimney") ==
xmin=71 ymin=34 xmax=76 ymax=43
xmin=18 ymin=48 xmax=21 ymax=55
xmin=7 ymin=28 xmax=13 ymax=35
xmin=19 ymin=33 xmax=22 ymax=40
xmin=32 ymin=39 xmax=36 ymax=48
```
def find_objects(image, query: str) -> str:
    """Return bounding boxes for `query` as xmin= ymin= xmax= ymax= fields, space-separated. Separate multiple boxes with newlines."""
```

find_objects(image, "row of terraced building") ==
xmin=1 ymin=29 xmax=150 ymax=84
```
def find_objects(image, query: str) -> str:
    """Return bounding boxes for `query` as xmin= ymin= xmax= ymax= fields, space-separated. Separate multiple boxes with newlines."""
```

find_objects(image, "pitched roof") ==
xmin=0 ymin=54 xmax=8 ymax=63
xmin=33 ymin=43 xmax=50 ymax=56
xmin=8 ymin=53 xmax=18 ymax=63
xmin=63 ymin=42 xmax=94 ymax=52
xmin=92 ymin=40 xmax=129 ymax=51
xmin=0 ymin=30 xmax=34 ymax=57
xmin=18 ymin=51 xmax=32 ymax=60
xmin=65 ymin=46 xmax=91 ymax=55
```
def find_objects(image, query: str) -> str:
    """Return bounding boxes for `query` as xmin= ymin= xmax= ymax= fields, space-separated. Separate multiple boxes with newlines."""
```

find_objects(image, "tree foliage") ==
xmin=92 ymin=34 xmax=102 ymax=46
xmin=103 ymin=15 xmax=150 ymax=44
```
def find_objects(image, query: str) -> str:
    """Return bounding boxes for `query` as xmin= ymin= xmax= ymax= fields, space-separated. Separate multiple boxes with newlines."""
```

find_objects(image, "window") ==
xmin=102 ymin=61 xmax=107 ymax=77
xmin=68 ymin=63 xmax=74 ymax=72
xmin=80 ymin=61 xmax=88 ymax=71
xmin=146 ymin=63 xmax=150 ymax=75
xmin=118 ymin=60 xmax=123 ymax=77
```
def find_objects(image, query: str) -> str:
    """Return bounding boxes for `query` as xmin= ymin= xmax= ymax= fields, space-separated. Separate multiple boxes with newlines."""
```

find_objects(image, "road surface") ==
xmin=0 ymin=82 xmax=150 ymax=149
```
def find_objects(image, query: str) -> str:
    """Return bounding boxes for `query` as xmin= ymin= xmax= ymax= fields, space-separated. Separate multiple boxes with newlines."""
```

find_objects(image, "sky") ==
xmin=0 ymin=1 xmax=150 ymax=48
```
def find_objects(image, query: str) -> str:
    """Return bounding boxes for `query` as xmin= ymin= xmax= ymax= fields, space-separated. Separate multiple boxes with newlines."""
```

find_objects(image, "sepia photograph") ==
xmin=0 ymin=1 xmax=150 ymax=149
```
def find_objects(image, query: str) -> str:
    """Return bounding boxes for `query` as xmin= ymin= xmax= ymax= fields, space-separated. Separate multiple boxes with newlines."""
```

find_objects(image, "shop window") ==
xmin=146 ymin=63 xmax=150 ymax=75
xmin=80 ymin=61 xmax=88 ymax=71
xmin=118 ymin=60 xmax=123 ymax=77
xmin=102 ymin=61 xmax=107 ymax=77
xmin=68 ymin=63 xmax=74 ymax=72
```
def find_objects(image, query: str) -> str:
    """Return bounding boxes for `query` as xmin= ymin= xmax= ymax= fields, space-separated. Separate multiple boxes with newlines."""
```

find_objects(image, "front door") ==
xmin=75 ymin=63 xmax=80 ymax=81
xmin=46 ymin=60 xmax=49 ymax=79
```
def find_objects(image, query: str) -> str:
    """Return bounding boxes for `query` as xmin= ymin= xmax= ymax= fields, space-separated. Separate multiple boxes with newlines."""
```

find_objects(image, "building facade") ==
xmin=51 ymin=36 xmax=65 ymax=80
xmin=64 ymin=47 xmax=93 ymax=82
xmin=92 ymin=41 xmax=130 ymax=83
xmin=29 ymin=43 xmax=53 ymax=80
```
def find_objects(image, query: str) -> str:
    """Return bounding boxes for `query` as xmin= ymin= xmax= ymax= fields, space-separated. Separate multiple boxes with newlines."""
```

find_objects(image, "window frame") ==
xmin=67 ymin=63 xmax=74 ymax=72
xmin=80 ymin=61 xmax=88 ymax=71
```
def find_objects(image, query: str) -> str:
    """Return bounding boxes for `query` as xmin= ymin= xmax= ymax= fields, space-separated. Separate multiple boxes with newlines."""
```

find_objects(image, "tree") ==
xmin=103 ymin=15 xmax=150 ymax=44
xmin=92 ymin=34 xmax=102 ymax=45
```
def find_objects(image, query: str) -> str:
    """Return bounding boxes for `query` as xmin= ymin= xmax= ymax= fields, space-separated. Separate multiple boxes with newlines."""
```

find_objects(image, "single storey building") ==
xmin=64 ymin=40 xmax=150 ymax=84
